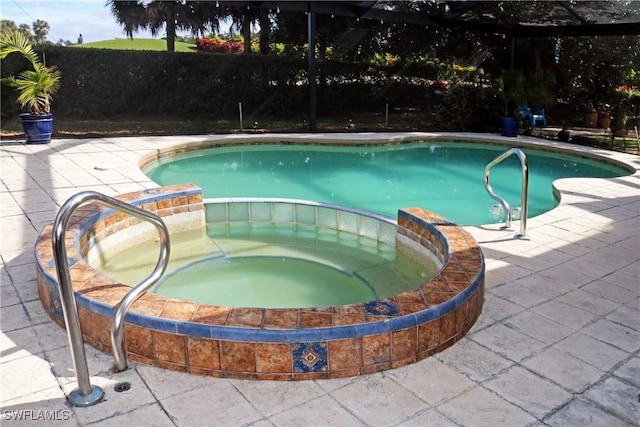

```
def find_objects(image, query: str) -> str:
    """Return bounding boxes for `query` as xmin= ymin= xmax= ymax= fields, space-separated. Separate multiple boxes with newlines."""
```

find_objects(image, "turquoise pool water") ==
xmin=144 ymin=142 xmax=629 ymax=225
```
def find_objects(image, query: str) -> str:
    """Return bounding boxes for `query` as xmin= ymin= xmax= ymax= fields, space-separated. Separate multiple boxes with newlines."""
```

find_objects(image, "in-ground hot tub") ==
xmin=36 ymin=184 xmax=484 ymax=380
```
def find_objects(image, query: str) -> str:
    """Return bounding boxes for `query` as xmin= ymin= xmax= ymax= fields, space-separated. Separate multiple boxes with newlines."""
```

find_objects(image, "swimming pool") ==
xmin=143 ymin=141 xmax=629 ymax=225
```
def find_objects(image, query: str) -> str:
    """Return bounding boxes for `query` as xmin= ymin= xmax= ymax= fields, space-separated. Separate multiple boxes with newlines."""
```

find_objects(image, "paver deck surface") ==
xmin=1 ymin=133 xmax=638 ymax=426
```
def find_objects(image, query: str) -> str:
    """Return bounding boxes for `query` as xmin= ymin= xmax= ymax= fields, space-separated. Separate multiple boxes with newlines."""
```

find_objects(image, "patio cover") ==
xmin=242 ymin=1 xmax=640 ymax=37
xmin=223 ymin=1 xmax=640 ymax=130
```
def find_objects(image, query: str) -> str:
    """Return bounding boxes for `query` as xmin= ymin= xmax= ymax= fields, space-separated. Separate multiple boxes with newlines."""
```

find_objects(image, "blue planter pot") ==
xmin=20 ymin=113 xmax=53 ymax=144
xmin=500 ymin=116 xmax=519 ymax=137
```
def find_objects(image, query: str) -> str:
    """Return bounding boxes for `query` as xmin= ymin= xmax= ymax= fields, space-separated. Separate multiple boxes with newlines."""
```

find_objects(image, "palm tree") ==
xmin=17 ymin=24 xmax=32 ymax=39
xmin=225 ymin=4 xmax=272 ymax=54
xmin=0 ymin=20 xmax=18 ymax=34
xmin=107 ymin=0 xmax=221 ymax=52
xmin=32 ymin=19 xmax=49 ymax=45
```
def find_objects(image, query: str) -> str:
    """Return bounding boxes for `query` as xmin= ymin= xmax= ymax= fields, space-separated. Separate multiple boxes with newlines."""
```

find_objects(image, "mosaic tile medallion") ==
xmin=292 ymin=342 xmax=328 ymax=373
xmin=364 ymin=301 xmax=400 ymax=317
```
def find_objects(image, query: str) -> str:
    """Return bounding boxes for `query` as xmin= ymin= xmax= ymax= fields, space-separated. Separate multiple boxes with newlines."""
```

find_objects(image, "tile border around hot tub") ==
xmin=36 ymin=184 xmax=484 ymax=379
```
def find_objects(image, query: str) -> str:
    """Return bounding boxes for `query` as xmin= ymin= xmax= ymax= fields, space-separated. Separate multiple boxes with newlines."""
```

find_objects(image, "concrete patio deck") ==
xmin=1 ymin=133 xmax=638 ymax=426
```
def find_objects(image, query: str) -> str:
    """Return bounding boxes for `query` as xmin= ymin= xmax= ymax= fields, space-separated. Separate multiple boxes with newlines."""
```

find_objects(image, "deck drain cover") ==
xmin=114 ymin=382 xmax=131 ymax=392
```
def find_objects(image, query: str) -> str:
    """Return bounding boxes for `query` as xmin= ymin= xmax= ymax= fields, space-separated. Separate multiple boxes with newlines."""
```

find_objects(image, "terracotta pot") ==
xmin=598 ymin=116 xmax=611 ymax=129
xmin=613 ymin=128 xmax=629 ymax=137
xmin=585 ymin=112 xmax=598 ymax=127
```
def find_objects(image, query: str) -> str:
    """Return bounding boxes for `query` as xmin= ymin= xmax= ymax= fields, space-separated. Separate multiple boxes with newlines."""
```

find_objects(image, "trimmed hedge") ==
xmin=2 ymin=47 xmax=446 ymax=120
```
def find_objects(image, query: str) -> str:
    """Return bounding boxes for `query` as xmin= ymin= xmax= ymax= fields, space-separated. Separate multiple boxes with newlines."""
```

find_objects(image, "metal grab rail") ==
xmin=484 ymin=148 xmax=529 ymax=239
xmin=52 ymin=191 xmax=170 ymax=407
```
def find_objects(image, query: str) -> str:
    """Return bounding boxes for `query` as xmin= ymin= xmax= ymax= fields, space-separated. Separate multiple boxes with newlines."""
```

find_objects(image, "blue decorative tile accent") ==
xmin=292 ymin=342 xmax=327 ymax=373
xmin=88 ymin=299 xmax=114 ymax=317
xmin=387 ymin=313 xmax=418 ymax=330
xmin=46 ymin=257 xmax=79 ymax=269
xmin=437 ymin=298 xmax=457 ymax=316
xmin=49 ymin=284 xmax=63 ymax=320
xmin=320 ymin=325 xmax=358 ymax=341
xmin=211 ymin=326 xmax=253 ymax=341
xmin=355 ymin=320 xmax=390 ymax=336
xmin=177 ymin=321 xmax=213 ymax=338
xmin=364 ymin=301 xmax=400 ymax=317
xmin=414 ymin=306 xmax=440 ymax=324
xmin=127 ymin=311 xmax=177 ymax=333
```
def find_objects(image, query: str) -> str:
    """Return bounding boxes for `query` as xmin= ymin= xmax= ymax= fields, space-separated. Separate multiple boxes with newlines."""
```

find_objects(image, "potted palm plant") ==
xmin=0 ymin=30 xmax=61 ymax=144
xmin=496 ymin=70 xmax=526 ymax=137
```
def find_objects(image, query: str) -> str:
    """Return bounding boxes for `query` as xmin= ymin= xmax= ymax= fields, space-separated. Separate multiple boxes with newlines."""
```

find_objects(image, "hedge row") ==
xmin=1 ymin=47 xmax=448 ymax=120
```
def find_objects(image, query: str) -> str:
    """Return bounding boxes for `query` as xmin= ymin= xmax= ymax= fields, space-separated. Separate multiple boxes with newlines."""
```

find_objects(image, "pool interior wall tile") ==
xmin=229 ymin=202 xmax=249 ymax=221
xmin=317 ymin=207 xmax=338 ymax=229
xmin=295 ymin=204 xmax=316 ymax=224
xmin=358 ymin=215 xmax=380 ymax=241
xmin=205 ymin=203 xmax=228 ymax=223
xmin=272 ymin=202 xmax=294 ymax=222
xmin=337 ymin=211 xmax=358 ymax=234
xmin=249 ymin=202 xmax=272 ymax=221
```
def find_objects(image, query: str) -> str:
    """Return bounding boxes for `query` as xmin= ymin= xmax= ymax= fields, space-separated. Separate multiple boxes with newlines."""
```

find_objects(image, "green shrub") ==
xmin=0 ymin=46 xmax=469 ymax=122
xmin=432 ymin=83 xmax=502 ymax=132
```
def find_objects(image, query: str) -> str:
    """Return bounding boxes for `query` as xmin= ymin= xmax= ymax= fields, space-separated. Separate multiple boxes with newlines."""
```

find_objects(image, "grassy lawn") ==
xmin=0 ymin=112 xmax=429 ymax=138
xmin=71 ymin=38 xmax=196 ymax=52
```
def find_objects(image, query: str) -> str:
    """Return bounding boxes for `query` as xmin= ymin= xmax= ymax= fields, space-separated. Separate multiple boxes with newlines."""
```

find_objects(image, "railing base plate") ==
xmin=68 ymin=385 xmax=105 ymax=407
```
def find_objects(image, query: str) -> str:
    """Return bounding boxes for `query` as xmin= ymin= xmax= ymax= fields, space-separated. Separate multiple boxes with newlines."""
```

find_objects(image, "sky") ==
xmin=1 ymin=0 xmax=168 ymax=43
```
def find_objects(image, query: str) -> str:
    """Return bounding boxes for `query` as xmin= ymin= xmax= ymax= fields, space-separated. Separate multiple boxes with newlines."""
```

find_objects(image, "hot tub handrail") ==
xmin=483 ymin=147 xmax=529 ymax=239
xmin=52 ymin=191 xmax=170 ymax=407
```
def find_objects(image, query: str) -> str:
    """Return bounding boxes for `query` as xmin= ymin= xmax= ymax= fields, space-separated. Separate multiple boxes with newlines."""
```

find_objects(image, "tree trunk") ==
xmin=242 ymin=14 xmax=252 ymax=53
xmin=166 ymin=17 xmax=176 ymax=53
xmin=258 ymin=9 xmax=270 ymax=55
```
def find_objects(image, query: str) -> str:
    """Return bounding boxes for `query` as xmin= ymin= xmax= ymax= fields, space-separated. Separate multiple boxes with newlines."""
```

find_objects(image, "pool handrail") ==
xmin=483 ymin=147 xmax=529 ymax=239
xmin=52 ymin=191 xmax=170 ymax=407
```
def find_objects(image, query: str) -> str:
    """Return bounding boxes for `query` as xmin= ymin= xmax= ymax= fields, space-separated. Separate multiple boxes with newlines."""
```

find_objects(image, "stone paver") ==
xmin=1 ymin=133 xmax=638 ymax=426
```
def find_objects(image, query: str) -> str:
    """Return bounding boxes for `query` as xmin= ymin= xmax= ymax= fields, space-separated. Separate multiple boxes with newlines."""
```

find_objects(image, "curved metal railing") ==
xmin=484 ymin=148 xmax=529 ymax=239
xmin=52 ymin=191 xmax=170 ymax=407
